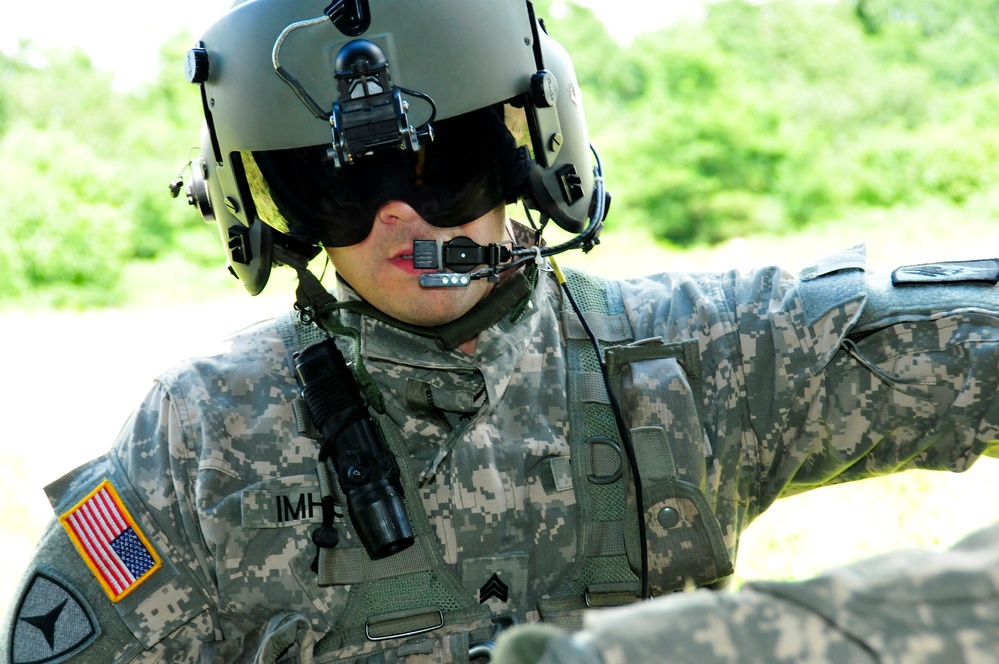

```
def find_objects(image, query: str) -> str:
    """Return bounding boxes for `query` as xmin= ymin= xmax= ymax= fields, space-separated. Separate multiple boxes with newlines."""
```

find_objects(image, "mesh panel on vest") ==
xmin=559 ymin=269 xmax=640 ymax=594
xmin=589 ymin=483 xmax=626 ymax=521
xmin=581 ymin=555 xmax=636 ymax=586
xmin=566 ymin=271 xmax=612 ymax=314
xmin=558 ymin=554 xmax=636 ymax=596
xmin=298 ymin=318 xmax=329 ymax=347
xmin=361 ymin=572 xmax=466 ymax=617
xmin=580 ymin=352 xmax=603 ymax=373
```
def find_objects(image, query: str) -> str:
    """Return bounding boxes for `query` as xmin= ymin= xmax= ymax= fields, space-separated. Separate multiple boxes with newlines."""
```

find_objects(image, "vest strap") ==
xmin=554 ymin=268 xmax=641 ymax=606
xmin=365 ymin=607 xmax=445 ymax=641
xmin=317 ymin=540 xmax=432 ymax=585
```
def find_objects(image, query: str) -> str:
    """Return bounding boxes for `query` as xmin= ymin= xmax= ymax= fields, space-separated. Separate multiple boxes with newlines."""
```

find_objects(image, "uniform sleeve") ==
xmin=3 ymin=381 xmax=217 ymax=663
xmin=619 ymin=246 xmax=999 ymax=521
xmin=492 ymin=521 xmax=999 ymax=664
xmin=736 ymin=250 xmax=999 ymax=500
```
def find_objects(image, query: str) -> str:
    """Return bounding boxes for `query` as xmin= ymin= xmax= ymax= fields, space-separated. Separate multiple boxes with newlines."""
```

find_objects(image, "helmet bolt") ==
xmin=530 ymin=70 xmax=559 ymax=108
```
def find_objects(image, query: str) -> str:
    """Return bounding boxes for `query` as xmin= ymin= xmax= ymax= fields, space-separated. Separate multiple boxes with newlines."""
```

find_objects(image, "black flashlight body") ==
xmin=294 ymin=339 xmax=414 ymax=559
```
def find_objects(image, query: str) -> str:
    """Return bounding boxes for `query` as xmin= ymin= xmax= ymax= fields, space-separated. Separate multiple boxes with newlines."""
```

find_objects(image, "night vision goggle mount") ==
xmin=329 ymin=40 xmax=435 ymax=168
xmin=273 ymin=2 xmax=436 ymax=168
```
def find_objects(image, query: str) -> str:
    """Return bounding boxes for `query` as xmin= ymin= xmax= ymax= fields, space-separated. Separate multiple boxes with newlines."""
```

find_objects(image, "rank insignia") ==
xmin=59 ymin=479 xmax=162 ymax=602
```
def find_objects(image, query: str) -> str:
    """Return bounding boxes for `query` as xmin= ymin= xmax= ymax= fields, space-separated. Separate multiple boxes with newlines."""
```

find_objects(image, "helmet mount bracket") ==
xmin=325 ymin=0 xmax=372 ymax=36
xmin=328 ymin=39 xmax=435 ymax=168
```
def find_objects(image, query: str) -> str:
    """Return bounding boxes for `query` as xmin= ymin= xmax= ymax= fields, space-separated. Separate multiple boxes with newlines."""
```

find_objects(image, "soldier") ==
xmin=4 ymin=0 xmax=999 ymax=662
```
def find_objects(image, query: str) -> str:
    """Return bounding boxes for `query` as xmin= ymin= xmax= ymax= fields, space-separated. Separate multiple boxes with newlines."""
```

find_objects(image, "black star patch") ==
xmin=478 ymin=573 xmax=509 ymax=603
xmin=10 ymin=569 xmax=99 ymax=663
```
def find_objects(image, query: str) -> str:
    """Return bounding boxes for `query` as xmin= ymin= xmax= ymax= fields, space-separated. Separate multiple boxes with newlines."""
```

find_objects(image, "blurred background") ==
xmin=3 ymin=0 xmax=999 ymax=623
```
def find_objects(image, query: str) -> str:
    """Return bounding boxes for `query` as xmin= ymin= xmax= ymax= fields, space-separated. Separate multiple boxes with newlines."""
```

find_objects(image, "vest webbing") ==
xmin=540 ymin=268 xmax=641 ymax=629
xmin=286 ymin=269 xmax=640 ymax=654
xmin=290 ymin=317 xmax=493 ymax=661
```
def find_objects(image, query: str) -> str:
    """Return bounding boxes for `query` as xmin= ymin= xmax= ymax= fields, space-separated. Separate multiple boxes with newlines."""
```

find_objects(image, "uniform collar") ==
xmin=336 ymin=267 xmax=551 ymax=406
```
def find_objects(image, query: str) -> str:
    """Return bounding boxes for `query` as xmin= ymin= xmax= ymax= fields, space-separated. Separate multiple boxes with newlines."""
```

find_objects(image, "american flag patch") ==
xmin=59 ymin=479 xmax=162 ymax=602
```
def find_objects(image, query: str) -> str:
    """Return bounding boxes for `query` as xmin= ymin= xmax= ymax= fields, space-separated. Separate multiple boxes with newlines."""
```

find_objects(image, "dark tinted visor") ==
xmin=243 ymin=105 xmax=531 ymax=247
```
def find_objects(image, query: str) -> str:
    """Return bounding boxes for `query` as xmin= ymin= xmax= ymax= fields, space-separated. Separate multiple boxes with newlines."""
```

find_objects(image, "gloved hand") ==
xmin=493 ymin=623 xmax=603 ymax=664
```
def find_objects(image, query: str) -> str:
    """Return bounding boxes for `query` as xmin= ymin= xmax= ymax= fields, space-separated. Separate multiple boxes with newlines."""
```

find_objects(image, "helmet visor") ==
xmin=243 ymin=105 xmax=531 ymax=247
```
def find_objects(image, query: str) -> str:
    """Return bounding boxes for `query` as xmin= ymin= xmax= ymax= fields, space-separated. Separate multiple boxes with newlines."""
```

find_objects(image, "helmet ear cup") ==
xmin=524 ymin=25 xmax=595 ymax=233
xmin=208 ymin=161 xmax=274 ymax=296
xmin=186 ymin=129 xmax=321 ymax=295
xmin=194 ymin=133 xmax=276 ymax=296
xmin=185 ymin=156 xmax=215 ymax=222
xmin=217 ymin=214 xmax=274 ymax=297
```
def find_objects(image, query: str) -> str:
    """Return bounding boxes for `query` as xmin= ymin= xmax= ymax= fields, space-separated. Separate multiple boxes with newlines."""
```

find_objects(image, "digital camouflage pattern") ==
xmin=492 ymin=520 xmax=999 ymax=664
xmin=5 ymin=241 xmax=999 ymax=662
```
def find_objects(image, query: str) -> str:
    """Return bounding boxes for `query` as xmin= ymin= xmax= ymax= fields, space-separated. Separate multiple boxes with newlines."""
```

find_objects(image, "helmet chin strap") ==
xmin=330 ymin=267 xmax=537 ymax=351
xmin=273 ymin=244 xmax=339 ymax=326
xmin=429 ymin=269 xmax=535 ymax=350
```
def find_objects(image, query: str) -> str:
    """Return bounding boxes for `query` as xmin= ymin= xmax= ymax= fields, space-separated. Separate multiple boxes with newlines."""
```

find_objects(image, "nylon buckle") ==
xmin=364 ymin=607 xmax=445 ymax=642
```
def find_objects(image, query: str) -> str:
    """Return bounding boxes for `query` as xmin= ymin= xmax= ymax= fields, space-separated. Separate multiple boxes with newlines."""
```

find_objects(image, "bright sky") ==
xmin=0 ymin=0 xmax=704 ymax=90
xmin=0 ymin=0 xmax=233 ymax=90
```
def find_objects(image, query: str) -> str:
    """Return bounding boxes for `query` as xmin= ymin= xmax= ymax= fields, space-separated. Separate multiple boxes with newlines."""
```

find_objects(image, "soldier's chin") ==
xmin=356 ymin=282 xmax=461 ymax=325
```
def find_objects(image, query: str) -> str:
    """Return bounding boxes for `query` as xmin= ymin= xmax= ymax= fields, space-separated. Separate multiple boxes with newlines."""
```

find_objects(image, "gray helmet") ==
xmin=183 ymin=0 xmax=601 ymax=294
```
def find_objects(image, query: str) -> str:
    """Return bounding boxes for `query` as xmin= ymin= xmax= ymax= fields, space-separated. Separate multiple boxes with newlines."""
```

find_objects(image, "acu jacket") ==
xmin=6 ymin=244 xmax=999 ymax=663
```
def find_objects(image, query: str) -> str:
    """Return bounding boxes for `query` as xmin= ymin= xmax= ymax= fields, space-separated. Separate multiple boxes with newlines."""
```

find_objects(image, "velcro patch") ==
xmin=892 ymin=259 xmax=999 ymax=286
xmin=58 ymin=479 xmax=162 ymax=603
xmin=10 ymin=569 xmax=100 ymax=663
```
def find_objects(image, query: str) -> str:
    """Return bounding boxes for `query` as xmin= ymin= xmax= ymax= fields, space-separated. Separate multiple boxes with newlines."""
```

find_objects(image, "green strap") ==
xmin=556 ymin=268 xmax=640 ymax=603
xmin=287 ymin=313 xmax=491 ymax=652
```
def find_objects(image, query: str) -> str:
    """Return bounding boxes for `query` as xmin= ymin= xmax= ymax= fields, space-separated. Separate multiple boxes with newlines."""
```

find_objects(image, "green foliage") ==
xmin=580 ymin=0 xmax=999 ymax=246
xmin=0 ymin=126 xmax=130 ymax=307
xmin=0 ymin=37 xmax=217 ymax=307
xmin=4 ymin=0 xmax=999 ymax=306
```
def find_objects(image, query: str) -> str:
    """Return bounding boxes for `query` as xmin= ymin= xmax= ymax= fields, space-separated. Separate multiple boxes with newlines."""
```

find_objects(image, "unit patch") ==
xmin=9 ymin=569 xmax=99 ymax=663
xmin=58 ymin=479 xmax=162 ymax=602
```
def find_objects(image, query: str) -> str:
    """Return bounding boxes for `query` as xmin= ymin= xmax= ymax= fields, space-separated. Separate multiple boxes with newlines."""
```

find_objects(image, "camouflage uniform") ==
xmin=492 ymin=520 xmax=999 ymax=664
xmin=5 ymin=241 xmax=999 ymax=663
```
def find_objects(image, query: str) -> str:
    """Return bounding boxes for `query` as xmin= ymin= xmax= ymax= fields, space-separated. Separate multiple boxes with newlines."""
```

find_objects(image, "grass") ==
xmin=734 ymin=459 xmax=999 ymax=585
xmin=3 ymin=202 xmax=999 ymax=619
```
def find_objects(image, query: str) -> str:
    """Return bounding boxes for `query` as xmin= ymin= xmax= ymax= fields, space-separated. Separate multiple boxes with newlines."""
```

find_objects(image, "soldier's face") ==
xmin=326 ymin=201 xmax=508 ymax=327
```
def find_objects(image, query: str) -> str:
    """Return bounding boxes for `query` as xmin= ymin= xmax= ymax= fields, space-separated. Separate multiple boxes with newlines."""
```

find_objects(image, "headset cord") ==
xmin=549 ymin=256 xmax=650 ymax=600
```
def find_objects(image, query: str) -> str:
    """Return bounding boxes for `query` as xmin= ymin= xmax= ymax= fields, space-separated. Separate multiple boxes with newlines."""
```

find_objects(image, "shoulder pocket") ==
xmin=605 ymin=339 xmax=734 ymax=594
xmin=45 ymin=454 xmax=212 ymax=650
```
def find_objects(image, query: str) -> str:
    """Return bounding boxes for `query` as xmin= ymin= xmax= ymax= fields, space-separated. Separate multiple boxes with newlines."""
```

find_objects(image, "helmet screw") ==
xmin=548 ymin=132 xmax=563 ymax=152
xmin=224 ymin=196 xmax=240 ymax=215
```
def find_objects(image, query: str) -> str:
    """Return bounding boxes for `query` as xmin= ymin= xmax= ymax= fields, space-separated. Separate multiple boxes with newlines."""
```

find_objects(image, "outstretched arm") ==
xmin=494 ymin=521 xmax=999 ymax=664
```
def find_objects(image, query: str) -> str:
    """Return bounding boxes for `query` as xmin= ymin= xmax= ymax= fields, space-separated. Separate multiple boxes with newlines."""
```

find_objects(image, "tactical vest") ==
xmin=287 ymin=268 xmax=734 ymax=663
